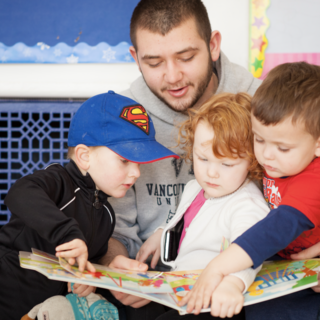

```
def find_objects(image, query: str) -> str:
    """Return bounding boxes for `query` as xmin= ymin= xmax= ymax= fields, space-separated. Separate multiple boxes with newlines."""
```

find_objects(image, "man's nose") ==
xmin=164 ymin=61 xmax=183 ymax=84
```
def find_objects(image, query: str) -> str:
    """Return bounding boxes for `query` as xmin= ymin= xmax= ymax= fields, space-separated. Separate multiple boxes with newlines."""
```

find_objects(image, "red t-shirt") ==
xmin=263 ymin=157 xmax=320 ymax=258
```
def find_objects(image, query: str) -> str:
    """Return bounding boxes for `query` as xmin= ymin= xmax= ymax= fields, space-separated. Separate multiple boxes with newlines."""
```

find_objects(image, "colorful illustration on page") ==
xmin=244 ymin=259 xmax=320 ymax=304
xmin=164 ymin=270 xmax=202 ymax=301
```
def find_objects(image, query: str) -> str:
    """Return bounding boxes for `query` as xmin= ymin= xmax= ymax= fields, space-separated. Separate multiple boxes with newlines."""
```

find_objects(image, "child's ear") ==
xmin=315 ymin=137 xmax=320 ymax=157
xmin=74 ymin=144 xmax=90 ymax=171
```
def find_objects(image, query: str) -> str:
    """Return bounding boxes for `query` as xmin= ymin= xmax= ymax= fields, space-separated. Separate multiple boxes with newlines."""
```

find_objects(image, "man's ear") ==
xmin=315 ymin=137 xmax=320 ymax=157
xmin=129 ymin=46 xmax=141 ymax=72
xmin=209 ymin=31 xmax=222 ymax=62
xmin=74 ymin=144 xmax=90 ymax=172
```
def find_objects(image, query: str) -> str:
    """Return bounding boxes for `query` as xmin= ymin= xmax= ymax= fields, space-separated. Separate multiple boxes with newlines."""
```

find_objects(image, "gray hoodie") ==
xmin=109 ymin=52 xmax=262 ymax=258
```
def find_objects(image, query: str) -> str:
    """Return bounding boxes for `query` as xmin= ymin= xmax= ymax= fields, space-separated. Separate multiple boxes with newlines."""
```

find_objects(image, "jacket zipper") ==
xmin=88 ymin=189 xmax=101 ymax=248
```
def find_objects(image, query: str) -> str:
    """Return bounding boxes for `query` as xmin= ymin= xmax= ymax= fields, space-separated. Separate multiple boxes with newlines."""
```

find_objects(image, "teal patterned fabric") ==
xmin=66 ymin=283 xmax=119 ymax=320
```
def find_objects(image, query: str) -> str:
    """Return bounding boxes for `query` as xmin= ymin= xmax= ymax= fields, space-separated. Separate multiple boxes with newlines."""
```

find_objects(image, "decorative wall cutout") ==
xmin=250 ymin=0 xmax=320 ymax=79
xmin=0 ymin=101 xmax=82 ymax=224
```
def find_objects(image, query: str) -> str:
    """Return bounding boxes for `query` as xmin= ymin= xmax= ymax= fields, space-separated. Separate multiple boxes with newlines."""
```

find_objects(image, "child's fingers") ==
xmin=68 ymin=282 xmax=72 ymax=292
xmin=185 ymin=292 xmax=197 ymax=313
xmin=73 ymin=284 xmax=96 ymax=297
xmin=219 ymin=303 xmax=229 ymax=318
xmin=68 ymin=257 xmax=76 ymax=266
xmin=193 ymin=291 xmax=204 ymax=315
xmin=291 ymin=242 xmax=320 ymax=260
xmin=136 ymin=249 xmax=149 ymax=264
xmin=234 ymin=302 xmax=243 ymax=315
xmin=56 ymin=247 xmax=86 ymax=259
xmin=226 ymin=303 xmax=240 ymax=318
xmin=202 ymin=290 xmax=212 ymax=309
xmin=135 ymin=251 xmax=141 ymax=261
xmin=56 ymin=239 xmax=87 ymax=255
xmin=178 ymin=290 xmax=190 ymax=306
xmin=77 ymin=256 xmax=87 ymax=272
xmin=150 ymin=249 xmax=160 ymax=269
xmin=86 ymin=261 xmax=96 ymax=273
xmin=56 ymin=239 xmax=81 ymax=251
xmin=210 ymin=299 xmax=221 ymax=318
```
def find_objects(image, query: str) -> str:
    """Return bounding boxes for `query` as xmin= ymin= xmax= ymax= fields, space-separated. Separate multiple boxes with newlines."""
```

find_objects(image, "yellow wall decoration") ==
xmin=249 ymin=0 xmax=270 ymax=78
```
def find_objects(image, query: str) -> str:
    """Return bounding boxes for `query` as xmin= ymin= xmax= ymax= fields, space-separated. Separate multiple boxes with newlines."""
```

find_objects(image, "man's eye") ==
xmin=181 ymin=55 xmax=194 ymax=62
xmin=149 ymin=62 xmax=161 ymax=68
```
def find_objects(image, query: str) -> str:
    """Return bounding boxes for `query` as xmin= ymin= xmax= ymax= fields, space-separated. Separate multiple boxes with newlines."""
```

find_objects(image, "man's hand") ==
xmin=109 ymin=255 xmax=151 ymax=308
xmin=99 ymin=238 xmax=129 ymax=266
xmin=210 ymin=276 xmax=244 ymax=318
xmin=136 ymin=229 xmax=163 ymax=269
xmin=55 ymin=239 xmax=95 ymax=273
xmin=291 ymin=243 xmax=320 ymax=293
xmin=68 ymin=282 xmax=96 ymax=297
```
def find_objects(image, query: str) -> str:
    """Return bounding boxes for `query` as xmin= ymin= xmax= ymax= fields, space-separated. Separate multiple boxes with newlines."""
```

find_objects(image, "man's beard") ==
xmin=144 ymin=57 xmax=214 ymax=113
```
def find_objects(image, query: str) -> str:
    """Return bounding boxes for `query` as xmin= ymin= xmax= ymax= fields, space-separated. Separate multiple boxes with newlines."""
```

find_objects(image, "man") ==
xmin=101 ymin=0 xmax=261 ymax=316
xmin=107 ymin=0 xmax=261 ymax=261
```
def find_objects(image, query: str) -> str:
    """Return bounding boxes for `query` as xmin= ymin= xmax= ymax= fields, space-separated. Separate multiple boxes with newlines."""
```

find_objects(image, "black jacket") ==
xmin=0 ymin=160 xmax=115 ymax=319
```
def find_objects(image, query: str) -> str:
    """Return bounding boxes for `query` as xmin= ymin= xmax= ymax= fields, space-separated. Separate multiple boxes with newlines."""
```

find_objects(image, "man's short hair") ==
xmin=252 ymin=62 xmax=320 ymax=139
xmin=130 ymin=0 xmax=212 ymax=50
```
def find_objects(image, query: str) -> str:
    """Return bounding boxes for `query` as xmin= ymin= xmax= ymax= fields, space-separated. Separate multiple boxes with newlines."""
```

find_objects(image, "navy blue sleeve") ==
xmin=233 ymin=205 xmax=314 ymax=268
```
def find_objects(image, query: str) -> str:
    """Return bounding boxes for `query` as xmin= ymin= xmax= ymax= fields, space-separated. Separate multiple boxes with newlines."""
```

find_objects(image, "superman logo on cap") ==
xmin=120 ymin=104 xmax=150 ymax=135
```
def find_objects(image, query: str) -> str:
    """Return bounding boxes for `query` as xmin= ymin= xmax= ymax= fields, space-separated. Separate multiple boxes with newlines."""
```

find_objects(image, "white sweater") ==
xmin=160 ymin=179 xmax=270 ymax=291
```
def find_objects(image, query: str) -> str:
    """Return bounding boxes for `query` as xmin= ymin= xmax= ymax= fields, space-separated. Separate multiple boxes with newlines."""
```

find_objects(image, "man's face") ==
xmin=130 ymin=18 xmax=220 ymax=112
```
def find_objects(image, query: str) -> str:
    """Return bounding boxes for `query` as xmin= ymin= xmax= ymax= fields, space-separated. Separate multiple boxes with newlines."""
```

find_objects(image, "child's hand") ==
xmin=136 ymin=229 xmax=163 ymax=269
xmin=56 ymin=239 xmax=95 ymax=272
xmin=210 ymin=276 xmax=244 ymax=318
xmin=179 ymin=261 xmax=224 ymax=314
xmin=68 ymin=282 xmax=96 ymax=297
xmin=180 ymin=243 xmax=253 ymax=314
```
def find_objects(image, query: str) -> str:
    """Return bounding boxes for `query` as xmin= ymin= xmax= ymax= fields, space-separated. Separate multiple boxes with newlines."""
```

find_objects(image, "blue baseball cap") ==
xmin=68 ymin=91 xmax=179 ymax=163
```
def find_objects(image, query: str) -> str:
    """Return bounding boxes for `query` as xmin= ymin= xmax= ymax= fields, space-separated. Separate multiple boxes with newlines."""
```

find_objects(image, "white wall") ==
xmin=0 ymin=0 xmax=249 ymax=98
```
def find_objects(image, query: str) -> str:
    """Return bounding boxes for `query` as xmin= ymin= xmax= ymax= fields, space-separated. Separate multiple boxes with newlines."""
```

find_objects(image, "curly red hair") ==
xmin=178 ymin=92 xmax=263 ymax=181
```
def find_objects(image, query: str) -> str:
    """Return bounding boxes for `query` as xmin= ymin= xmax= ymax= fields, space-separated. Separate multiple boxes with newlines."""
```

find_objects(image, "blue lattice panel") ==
xmin=0 ymin=101 xmax=83 ymax=224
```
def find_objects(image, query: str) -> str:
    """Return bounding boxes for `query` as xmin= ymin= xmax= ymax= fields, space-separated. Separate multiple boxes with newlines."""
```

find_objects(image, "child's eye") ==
xmin=121 ymin=159 xmax=129 ymax=164
xmin=199 ymin=157 xmax=207 ymax=161
xmin=278 ymin=147 xmax=290 ymax=153
xmin=222 ymin=163 xmax=234 ymax=167
xmin=255 ymin=138 xmax=264 ymax=143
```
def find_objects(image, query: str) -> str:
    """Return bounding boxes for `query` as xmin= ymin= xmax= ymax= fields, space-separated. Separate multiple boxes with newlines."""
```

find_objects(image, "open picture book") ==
xmin=20 ymin=249 xmax=320 ymax=315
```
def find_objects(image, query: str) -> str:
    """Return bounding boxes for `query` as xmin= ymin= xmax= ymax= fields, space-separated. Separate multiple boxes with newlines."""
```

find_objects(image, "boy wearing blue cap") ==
xmin=0 ymin=91 xmax=178 ymax=320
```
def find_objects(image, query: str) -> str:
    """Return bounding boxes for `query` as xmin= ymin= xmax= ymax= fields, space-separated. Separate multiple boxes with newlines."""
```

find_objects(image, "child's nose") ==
xmin=262 ymin=145 xmax=274 ymax=160
xmin=130 ymin=163 xmax=141 ymax=178
xmin=207 ymin=165 xmax=219 ymax=178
